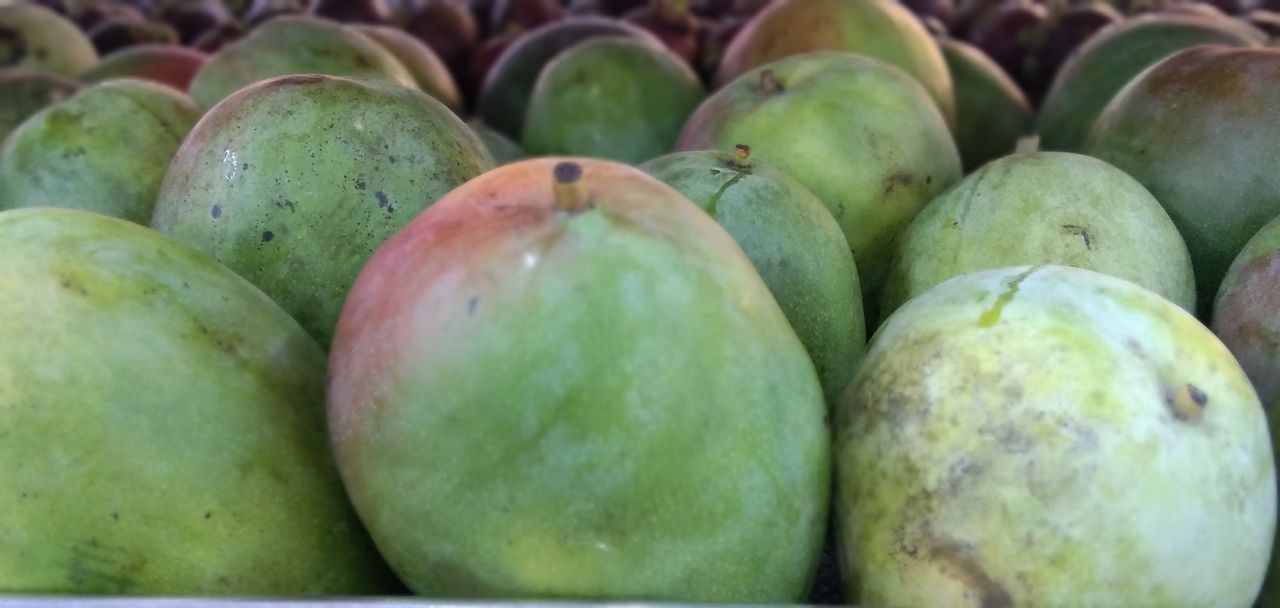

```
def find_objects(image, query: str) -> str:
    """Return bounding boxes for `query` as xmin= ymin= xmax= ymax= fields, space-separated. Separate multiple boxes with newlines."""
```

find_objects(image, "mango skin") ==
xmin=939 ymin=38 xmax=1032 ymax=172
xmin=80 ymin=44 xmax=208 ymax=92
xmin=678 ymin=52 xmax=961 ymax=322
xmin=352 ymin=25 xmax=462 ymax=113
xmin=469 ymin=119 xmax=525 ymax=165
xmin=0 ymin=79 xmax=201 ymax=224
xmin=1212 ymin=214 xmax=1280 ymax=406
xmin=715 ymin=0 xmax=955 ymax=126
xmin=0 ymin=68 xmax=79 ymax=143
xmin=523 ymin=39 xmax=704 ymax=164
xmin=0 ymin=208 xmax=396 ymax=595
xmin=477 ymin=17 xmax=662 ymax=139
xmin=1038 ymin=14 xmax=1263 ymax=152
xmin=152 ymin=74 xmax=493 ymax=347
xmin=640 ymin=149 xmax=864 ymax=405
xmin=837 ymin=265 xmax=1275 ymax=607
xmin=0 ymin=4 xmax=97 ymax=77
xmin=883 ymin=152 xmax=1196 ymax=316
xmin=1084 ymin=46 xmax=1280 ymax=317
xmin=328 ymin=158 xmax=830 ymax=602
xmin=189 ymin=16 xmax=417 ymax=110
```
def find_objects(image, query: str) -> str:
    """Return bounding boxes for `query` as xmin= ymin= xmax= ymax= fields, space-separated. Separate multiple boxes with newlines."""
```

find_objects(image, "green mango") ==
xmin=189 ymin=16 xmax=417 ymax=110
xmin=1083 ymin=46 xmax=1280 ymax=316
xmin=883 ymin=151 xmax=1196 ymax=316
xmin=837 ymin=265 xmax=1274 ymax=607
xmin=152 ymin=74 xmax=493 ymax=347
xmin=477 ymin=16 xmax=662 ymax=139
xmin=328 ymin=157 xmax=829 ymax=601
xmin=640 ymin=148 xmax=864 ymax=405
xmin=0 ymin=3 xmax=97 ymax=77
xmin=1212 ymin=213 xmax=1280 ymax=407
xmin=1037 ymin=13 xmax=1263 ymax=152
xmin=523 ymin=38 xmax=703 ymax=164
xmin=939 ymin=38 xmax=1032 ymax=172
xmin=0 ymin=207 xmax=396 ymax=595
xmin=352 ymin=24 xmax=462 ymax=113
xmin=0 ymin=68 xmax=79 ymax=143
xmin=0 ymin=79 xmax=201 ymax=224
xmin=80 ymin=44 xmax=208 ymax=92
xmin=715 ymin=0 xmax=955 ymax=126
xmin=678 ymin=52 xmax=961 ymax=323
xmin=469 ymin=119 xmax=525 ymax=165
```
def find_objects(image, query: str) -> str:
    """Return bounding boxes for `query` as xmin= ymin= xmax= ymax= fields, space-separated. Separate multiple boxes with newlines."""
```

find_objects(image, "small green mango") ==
xmin=0 ymin=68 xmax=79 ymax=142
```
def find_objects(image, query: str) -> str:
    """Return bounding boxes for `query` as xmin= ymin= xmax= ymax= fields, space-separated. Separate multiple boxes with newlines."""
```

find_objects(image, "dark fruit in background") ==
xmin=327 ymin=157 xmax=829 ymax=601
xmin=1037 ymin=13 xmax=1263 ymax=151
xmin=902 ymin=0 xmax=955 ymax=25
xmin=64 ymin=0 xmax=147 ymax=30
xmin=87 ymin=17 xmax=179 ymax=55
xmin=0 ymin=69 xmax=79 ymax=142
xmin=190 ymin=19 xmax=244 ymax=51
xmin=489 ymin=0 xmax=565 ymax=35
xmin=477 ymin=16 xmax=662 ymax=138
xmin=1037 ymin=2 xmax=1122 ymax=92
xmin=0 ymin=79 xmax=200 ymax=224
xmin=464 ymin=31 xmax=515 ymax=105
xmin=152 ymin=74 xmax=494 ymax=346
xmin=152 ymin=0 xmax=233 ymax=44
xmin=354 ymin=24 xmax=463 ymax=112
xmin=0 ymin=3 xmax=98 ymax=77
xmin=521 ymin=37 xmax=704 ymax=163
xmin=244 ymin=0 xmax=314 ymax=24
xmin=80 ymin=43 xmax=207 ymax=91
xmin=624 ymin=0 xmax=702 ymax=64
xmin=597 ymin=0 xmax=647 ymax=15
xmin=312 ymin=0 xmax=390 ymax=23
xmin=1084 ymin=45 xmax=1280 ymax=315
xmin=402 ymin=0 xmax=479 ymax=78
xmin=0 ymin=207 xmax=400 ymax=596
xmin=966 ymin=0 xmax=1048 ymax=103
xmin=1247 ymin=9 xmax=1280 ymax=37
xmin=939 ymin=37 xmax=1032 ymax=170
xmin=695 ymin=14 xmax=742 ymax=80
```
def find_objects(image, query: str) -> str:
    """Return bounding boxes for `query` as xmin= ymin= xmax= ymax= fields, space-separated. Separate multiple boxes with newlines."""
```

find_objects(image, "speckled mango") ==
xmin=1213 ymin=214 xmax=1280 ymax=407
xmin=523 ymin=38 xmax=704 ymax=164
xmin=678 ymin=52 xmax=961 ymax=323
xmin=0 ymin=68 xmax=79 ymax=143
xmin=1083 ymin=46 xmax=1280 ymax=315
xmin=836 ymin=265 xmax=1275 ymax=607
xmin=327 ymin=158 xmax=830 ymax=601
xmin=640 ymin=148 xmax=864 ymax=405
xmin=151 ymin=74 xmax=493 ymax=347
xmin=188 ymin=16 xmax=418 ymax=110
xmin=0 ymin=207 xmax=396 ymax=595
xmin=0 ymin=78 xmax=201 ymax=224
xmin=0 ymin=3 xmax=97 ymax=77
xmin=882 ymin=152 xmax=1196 ymax=316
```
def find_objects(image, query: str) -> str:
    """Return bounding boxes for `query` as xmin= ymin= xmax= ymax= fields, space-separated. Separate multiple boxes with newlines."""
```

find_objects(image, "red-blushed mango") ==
xmin=1212 ymin=214 xmax=1280 ymax=406
xmin=0 ymin=207 xmax=397 ymax=595
xmin=327 ymin=158 xmax=829 ymax=601
xmin=715 ymin=0 xmax=954 ymax=125
xmin=151 ymin=74 xmax=493 ymax=347
xmin=80 ymin=44 xmax=208 ymax=91
xmin=837 ymin=265 xmax=1274 ymax=607
xmin=1083 ymin=46 xmax=1280 ymax=315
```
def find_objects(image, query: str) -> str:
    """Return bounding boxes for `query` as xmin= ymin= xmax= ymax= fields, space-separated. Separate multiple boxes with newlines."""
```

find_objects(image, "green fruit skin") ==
xmin=837 ymin=265 xmax=1275 ymax=607
xmin=0 ymin=79 xmax=201 ymax=224
xmin=468 ymin=119 xmax=525 ymax=165
xmin=1083 ymin=46 xmax=1280 ymax=317
xmin=477 ymin=17 xmax=663 ymax=139
xmin=188 ymin=16 xmax=418 ymax=110
xmin=883 ymin=152 xmax=1197 ymax=316
xmin=352 ymin=25 xmax=462 ymax=113
xmin=715 ymin=0 xmax=955 ymax=127
xmin=939 ymin=38 xmax=1032 ymax=172
xmin=678 ymin=52 xmax=961 ymax=321
xmin=151 ymin=74 xmax=494 ymax=347
xmin=79 ymin=44 xmax=208 ymax=92
xmin=328 ymin=158 xmax=830 ymax=601
xmin=0 ymin=4 xmax=97 ymax=77
xmin=1212 ymin=214 xmax=1280 ymax=406
xmin=1038 ymin=14 xmax=1263 ymax=152
xmin=0 ymin=207 xmax=396 ymax=595
xmin=1260 ymin=396 xmax=1280 ymax=608
xmin=522 ymin=39 xmax=704 ymax=164
xmin=0 ymin=68 xmax=79 ymax=143
xmin=640 ymin=149 xmax=865 ymax=405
